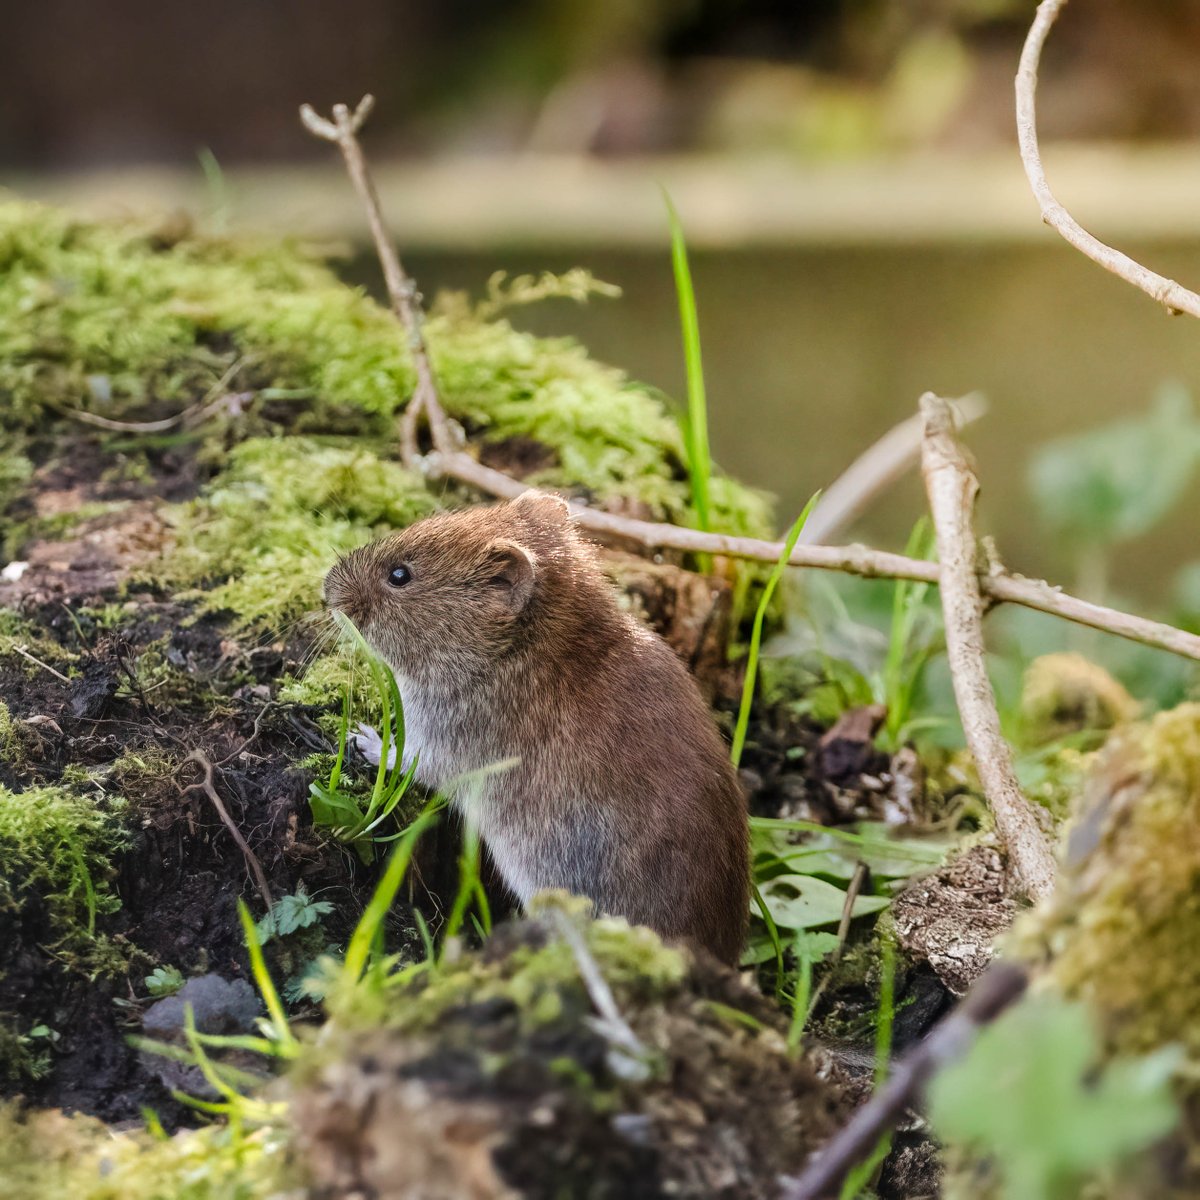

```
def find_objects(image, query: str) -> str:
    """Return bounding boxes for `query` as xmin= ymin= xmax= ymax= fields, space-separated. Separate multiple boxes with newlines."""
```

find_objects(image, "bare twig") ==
xmin=834 ymin=862 xmax=869 ymax=958
xmin=11 ymin=643 xmax=72 ymax=683
xmin=63 ymin=360 xmax=251 ymax=433
xmin=181 ymin=749 xmax=274 ymax=911
xmin=920 ymin=394 xmax=1056 ymax=902
xmin=213 ymin=702 xmax=275 ymax=768
xmin=304 ymin=97 xmax=1200 ymax=667
xmin=800 ymin=395 xmax=986 ymax=545
xmin=435 ymin=445 xmax=1200 ymax=661
xmin=300 ymin=95 xmax=452 ymax=465
xmin=1016 ymin=0 xmax=1200 ymax=318
xmin=781 ymin=962 xmax=1029 ymax=1200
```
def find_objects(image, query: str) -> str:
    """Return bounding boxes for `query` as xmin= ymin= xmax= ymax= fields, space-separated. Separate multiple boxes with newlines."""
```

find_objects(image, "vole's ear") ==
xmin=483 ymin=539 xmax=536 ymax=610
xmin=511 ymin=490 xmax=570 ymax=526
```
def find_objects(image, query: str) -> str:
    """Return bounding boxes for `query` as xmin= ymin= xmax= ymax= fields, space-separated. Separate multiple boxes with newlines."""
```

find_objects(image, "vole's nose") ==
xmin=323 ymin=560 xmax=365 ymax=620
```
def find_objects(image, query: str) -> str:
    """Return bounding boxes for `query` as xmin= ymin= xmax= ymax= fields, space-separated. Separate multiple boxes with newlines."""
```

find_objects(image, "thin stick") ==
xmin=834 ymin=862 xmax=869 ymax=959
xmin=63 ymin=360 xmax=250 ymax=433
xmin=800 ymin=395 xmax=986 ymax=545
xmin=919 ymin=394 xmax=1056 ymax=902
xmin=303 ymin=98 xmax=1200 ymax=667
xmin=182 ymin=749 xmax=274 ymax=911
xmin=1016 ymin=0 xmax=1200 ymax=318
xmin=300 ymin=95 xmax=452 ymax=465
xmin=781 ymin=962 xmax=1028 ymax=1200
xmin=11 ymin=643 xmax=72 ymax=684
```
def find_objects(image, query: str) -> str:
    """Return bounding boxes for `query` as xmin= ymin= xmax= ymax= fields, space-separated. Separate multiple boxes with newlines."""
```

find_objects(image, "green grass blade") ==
xmin=731 ymin=491 xmax=822 ymax=767
xmin=414 ymin=908 xmax=436 ymax=964
xmin=663 ymin=189 xmax=712 ymax=535
xmin=236 ymin=899 xmax=299 ymax=1056
xmin=442 ymin=821 xmax=482 ymax=951
xmin=751 ymin=881 xmax=785 ymax=995
xmin=340 ymin=801 xmax=441 ymax=986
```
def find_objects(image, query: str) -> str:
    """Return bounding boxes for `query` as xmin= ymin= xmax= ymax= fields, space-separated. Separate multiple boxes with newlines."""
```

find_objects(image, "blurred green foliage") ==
xmin=931 ymin=994 xmax=1181 ymax=1200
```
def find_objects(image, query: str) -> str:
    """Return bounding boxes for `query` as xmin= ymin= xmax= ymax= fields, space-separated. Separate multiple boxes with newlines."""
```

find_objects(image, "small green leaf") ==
xmin=144 ymin=965 xmax=185 ymax=997
xmin=1029 ymin=383 xmax=1200 ymax=549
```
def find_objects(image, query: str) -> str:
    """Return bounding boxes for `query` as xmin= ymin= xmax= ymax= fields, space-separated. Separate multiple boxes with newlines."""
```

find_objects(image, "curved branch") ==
xmin=1016 ymin=0 xmax=1200 ymax=318
xmin=782 ymin=962 xmax=1029 ymax=1200
xmin=800 ymin=394 xmax=986 ymax=545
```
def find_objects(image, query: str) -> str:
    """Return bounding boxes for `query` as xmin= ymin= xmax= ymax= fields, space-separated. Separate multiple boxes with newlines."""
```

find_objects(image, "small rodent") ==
xmin=323 ymin=490 xmax=749 ymax=965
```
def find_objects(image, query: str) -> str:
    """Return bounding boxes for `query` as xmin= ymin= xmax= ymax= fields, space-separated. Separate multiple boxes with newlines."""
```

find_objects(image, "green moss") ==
xmin=325 ymin=892 xmax=687 ymax=1033
xmin=0 ymin=1021 xmax=55 ymax=1088
xmin=1018 ymin=652 xmax=1139 ymax=747
xmin=0 ymin=613 xmax=77 ymax=675
xmin=0 ymin=782 xmax=128 ymax=959
xmin=0 ymin=1104 xmax=290 ymax=1200
xmin=0 ymin=702 xmax=18 ymax=764
xmin=1027 ymin=703 xmax=1200 ymax=1058
xmin=0 ymin=199 xmax=770 ymax=539
xmin=162 ymin=436 xmax=440 ymax=627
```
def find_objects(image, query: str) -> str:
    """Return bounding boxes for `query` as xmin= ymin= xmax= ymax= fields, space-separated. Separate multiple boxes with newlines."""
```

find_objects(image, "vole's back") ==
xmin=480 ymin=613 xmax=750 ymax=965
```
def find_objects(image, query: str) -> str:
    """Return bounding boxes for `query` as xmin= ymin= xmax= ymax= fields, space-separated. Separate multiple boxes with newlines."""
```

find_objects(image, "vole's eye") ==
xmin=386 ymin=564 xmax=413 ymax=588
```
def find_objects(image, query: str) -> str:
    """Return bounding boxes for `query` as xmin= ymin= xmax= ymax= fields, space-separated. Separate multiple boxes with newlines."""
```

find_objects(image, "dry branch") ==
xmin=920 ymin=394 xmax=1056 ymax=902
xmin=1016 ymin=0 xmax=1200 ymax=318
xmin=298 ymin=97 xmax=1200 ymax=668
xmin=300 ymin=95 xmax=452 ymax=465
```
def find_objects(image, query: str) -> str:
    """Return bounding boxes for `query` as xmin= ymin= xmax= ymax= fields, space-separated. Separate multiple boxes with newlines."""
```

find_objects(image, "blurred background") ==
xmin=5 ymin=0 xmax=1200 ymax=614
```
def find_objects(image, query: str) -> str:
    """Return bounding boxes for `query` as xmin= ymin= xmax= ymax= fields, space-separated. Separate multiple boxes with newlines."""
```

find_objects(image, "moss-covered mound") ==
xmin=0 ymin=906 xmax=847 ymax=1200
xmin=1 ymin=196 xmax=770 ymax=631
xmin=1000 ymin=702 xmax=1200 ymax=1197
xmin=1038 ymin=702 xmax=1200 ymax=1058
xmin=298 ymin=901 xmax=846 ymax=1200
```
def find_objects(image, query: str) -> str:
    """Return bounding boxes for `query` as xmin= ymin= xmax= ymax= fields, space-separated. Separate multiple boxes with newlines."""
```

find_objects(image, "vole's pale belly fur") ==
xmin=399 ymin=678 xmax=625 ymax=908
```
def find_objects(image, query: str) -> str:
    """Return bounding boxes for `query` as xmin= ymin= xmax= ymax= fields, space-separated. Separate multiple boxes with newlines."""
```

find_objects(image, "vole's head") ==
xmin=324 ymin=491 xmax=577 ymax=684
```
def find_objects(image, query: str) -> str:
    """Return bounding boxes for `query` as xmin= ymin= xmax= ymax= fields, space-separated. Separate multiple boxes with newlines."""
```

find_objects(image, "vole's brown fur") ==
xmin=324 ymin=491 xmax=749 ymax=964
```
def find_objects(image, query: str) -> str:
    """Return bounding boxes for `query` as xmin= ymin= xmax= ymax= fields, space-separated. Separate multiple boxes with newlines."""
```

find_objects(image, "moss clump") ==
xmin=162 ymin=436 xmax=440 ymax=628
xmin=292 ymin=899 xmax=844 ymax=1199
xmin=0 ymin=613 xmax=76 ymax=674
xmin=0 ymin=1021 xmax=55 ymax=1088
xmin=1024 ymin=703 xmax=1200 ymax=1058
xmin=0 ymin=702 xmax=19 ymax=764
xmin=0 ymin=199 xmax=770 ymax=538
xmin=1019 ymin=652 xmax=1139 ymax=747
xmin=339 ymin=894 xmax=688 ymax=1033
xmin=0 ymin=1104 xmax=289 ymax=1200
xmin=0 ymin=783 xmax=128 ymax=956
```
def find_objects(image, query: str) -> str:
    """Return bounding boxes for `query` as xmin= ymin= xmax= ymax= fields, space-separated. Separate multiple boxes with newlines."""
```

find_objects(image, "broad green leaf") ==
xmin=753 ymin=820 xmax=953 ymax=883
xmin=759 ymin=873 xmax=889 ymax=931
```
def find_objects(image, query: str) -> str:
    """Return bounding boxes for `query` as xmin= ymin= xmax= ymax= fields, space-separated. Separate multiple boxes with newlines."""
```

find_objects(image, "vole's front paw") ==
xmin=351 ymin=723 xmax=397 ymax=769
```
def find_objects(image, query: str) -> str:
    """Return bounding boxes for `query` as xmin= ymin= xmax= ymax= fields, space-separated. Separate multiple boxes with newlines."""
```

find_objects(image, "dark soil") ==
xmin=0 ymin=429 xmax=429 ymax=1124
xmin=0 ymin=597 xmax=378 ymax=1123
